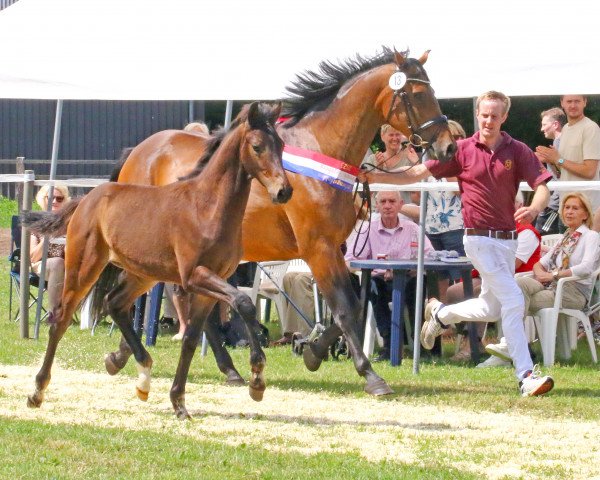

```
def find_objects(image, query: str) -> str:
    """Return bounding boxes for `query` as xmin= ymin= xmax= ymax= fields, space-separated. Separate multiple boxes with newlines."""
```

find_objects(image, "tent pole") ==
xmin=34 ymin=99 xmax=62 ymax=338
xmin=412 ymin=188 xmax=428 ymax=374
xmin=224 ymin=100 xmax=233 ymax=129
xmin=188 ymin=100 xmax=194 ymax=123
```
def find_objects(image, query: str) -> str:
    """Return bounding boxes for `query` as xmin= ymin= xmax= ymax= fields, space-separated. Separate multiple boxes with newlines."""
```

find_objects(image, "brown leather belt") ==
xmin=465 ymin=228 xmax=517 ymax=240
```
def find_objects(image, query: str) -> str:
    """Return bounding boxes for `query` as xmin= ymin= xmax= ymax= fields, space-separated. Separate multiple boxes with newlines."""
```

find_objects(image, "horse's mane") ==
xmin=281 ymin=46 xmax=398 ymax=128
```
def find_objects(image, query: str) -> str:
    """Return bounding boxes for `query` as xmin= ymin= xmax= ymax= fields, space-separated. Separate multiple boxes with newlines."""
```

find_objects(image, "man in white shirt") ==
xmin=535 ymin=95 xmax=600 ymax=231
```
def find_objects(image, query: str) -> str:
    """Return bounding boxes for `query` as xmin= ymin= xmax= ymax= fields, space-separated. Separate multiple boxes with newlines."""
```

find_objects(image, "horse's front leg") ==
xmin=184 ymin=266 xmax=266 ymax=404
xmin=307 ymin=253 xmax=394 ymax=396
xmin=105 ymin=273 xmax=155 ymax=401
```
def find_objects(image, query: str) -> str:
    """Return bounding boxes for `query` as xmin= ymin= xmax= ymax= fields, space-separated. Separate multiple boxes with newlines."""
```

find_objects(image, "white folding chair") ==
xmin=532 ymin=267 xmax=600 ymax=366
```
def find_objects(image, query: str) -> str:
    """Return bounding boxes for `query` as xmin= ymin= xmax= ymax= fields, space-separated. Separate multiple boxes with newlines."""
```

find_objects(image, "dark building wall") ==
xmin=0 ymin=99 xmax=208 ymax=160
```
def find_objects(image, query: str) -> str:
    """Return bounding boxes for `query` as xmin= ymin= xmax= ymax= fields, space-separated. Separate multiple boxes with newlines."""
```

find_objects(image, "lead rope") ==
xmin=351 ymin=143 xmax=431 ymax=258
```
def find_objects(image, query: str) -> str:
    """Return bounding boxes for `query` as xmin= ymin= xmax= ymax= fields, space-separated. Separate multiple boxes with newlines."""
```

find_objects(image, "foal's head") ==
xmin=239 ymin=102 xmax=292 ymax=204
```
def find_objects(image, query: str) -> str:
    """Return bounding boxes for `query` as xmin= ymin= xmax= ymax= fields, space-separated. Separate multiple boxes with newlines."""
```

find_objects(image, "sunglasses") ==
xmin=45 ymin=196 xmax=65 ymax=203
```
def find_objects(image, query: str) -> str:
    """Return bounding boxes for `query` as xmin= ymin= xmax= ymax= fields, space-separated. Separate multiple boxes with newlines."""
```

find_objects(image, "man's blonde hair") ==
xmin=476 ymin=91 xmax=511 ymax=114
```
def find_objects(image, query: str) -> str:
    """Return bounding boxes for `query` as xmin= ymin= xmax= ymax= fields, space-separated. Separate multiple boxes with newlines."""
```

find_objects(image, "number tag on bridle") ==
xmin=388 ymin=72 xmax=407 ymax=91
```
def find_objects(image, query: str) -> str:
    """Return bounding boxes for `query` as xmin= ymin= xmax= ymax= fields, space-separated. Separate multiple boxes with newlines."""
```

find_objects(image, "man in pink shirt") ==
xmin=345 ymin=190 xmax=434 ymax=361
xmin=360 ymin=91 xmax=554 ymax=397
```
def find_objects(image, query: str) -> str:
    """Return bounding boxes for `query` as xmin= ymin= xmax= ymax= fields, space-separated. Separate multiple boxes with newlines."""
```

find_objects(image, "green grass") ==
xmin=1 ymin=196 xmax=600 ymax=479
xmin=0 ymin=195 xmax=19 ymax=228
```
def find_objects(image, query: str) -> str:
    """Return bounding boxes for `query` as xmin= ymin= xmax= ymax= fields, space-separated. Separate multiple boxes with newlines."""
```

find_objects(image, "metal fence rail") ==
xmin=0 ymin=158 xmax=114 ymax=198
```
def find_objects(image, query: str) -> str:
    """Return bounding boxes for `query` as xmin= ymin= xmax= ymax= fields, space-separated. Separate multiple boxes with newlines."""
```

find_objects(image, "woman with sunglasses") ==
xmin=30 ymin=184 xmax=71 ymax=314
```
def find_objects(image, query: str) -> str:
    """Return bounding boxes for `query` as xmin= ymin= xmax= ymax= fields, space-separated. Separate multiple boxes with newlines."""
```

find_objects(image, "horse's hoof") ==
xmin=175 ymin=409 xmax=192 ymax=421
xmin=136 ymin=387 xmax=149 ymax=402
xmin=225 ymin=370 xmax=246 ymax=386
xmin=303 ymin=344 xmax=323 ymax=372
xmin=26 ymin=394 xmax=42 ymax=408
xmin=364 ymin=378 xmax=394 ymax=396
xmin=249 ymin=385 xmax=265 ymax=402
xmin=104 ymin=353 xmax=120 ymax=376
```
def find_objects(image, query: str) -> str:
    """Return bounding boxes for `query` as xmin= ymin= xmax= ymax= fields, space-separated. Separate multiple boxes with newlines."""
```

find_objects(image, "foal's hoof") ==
xmin=104 ymin=353 xmax=121 ymax=376
xmin=249 ymin=385 xmax=265 ymax=402
xmin=225 ymin=369 xmax=246 ymax=386
xmin=136 ymin=387 xmax=149 ymax=402
xmin=364 ymin=377 xmax=394 ymax=396
xmin=26 ymin=393 xmax=42 ymax=408
xmin=303 ymin=344 xmax=323 ymax=372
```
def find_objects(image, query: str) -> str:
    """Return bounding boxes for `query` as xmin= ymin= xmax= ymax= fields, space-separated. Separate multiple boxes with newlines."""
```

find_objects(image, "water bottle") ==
xmin=410 ymin=230 xmax=418 ymax=259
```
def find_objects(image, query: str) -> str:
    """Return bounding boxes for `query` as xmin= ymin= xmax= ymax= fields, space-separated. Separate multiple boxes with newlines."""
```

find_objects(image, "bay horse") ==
xmin=102 ymin=48 xmax=456 ymax=396
xmin=23 ymin=102 xmax=292 ymax=419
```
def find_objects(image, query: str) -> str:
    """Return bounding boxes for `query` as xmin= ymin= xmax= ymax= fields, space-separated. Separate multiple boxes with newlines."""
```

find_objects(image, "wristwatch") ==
xmin=558 ymin=158 xmax=565 ymax=166
xmin=552 ymin=269 xmax=559 ymax=280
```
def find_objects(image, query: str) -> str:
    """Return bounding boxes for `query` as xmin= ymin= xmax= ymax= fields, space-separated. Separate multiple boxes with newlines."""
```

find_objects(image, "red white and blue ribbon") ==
xmin=282 ymin=145 xmax=360 ymax=192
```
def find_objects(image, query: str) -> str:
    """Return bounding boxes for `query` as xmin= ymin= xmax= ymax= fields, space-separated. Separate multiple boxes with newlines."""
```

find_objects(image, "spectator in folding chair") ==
xmin=30 ymin=184 xmax=71 ymax=315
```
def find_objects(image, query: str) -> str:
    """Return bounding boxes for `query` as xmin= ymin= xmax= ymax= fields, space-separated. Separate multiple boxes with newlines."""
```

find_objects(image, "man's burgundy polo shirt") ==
xmin=425 ymin=132 xmax=552 ymax=231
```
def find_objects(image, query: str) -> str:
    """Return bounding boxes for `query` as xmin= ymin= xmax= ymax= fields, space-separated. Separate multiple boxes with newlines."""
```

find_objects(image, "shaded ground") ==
xmin=1 ymin=363 xmax=599 ymax=480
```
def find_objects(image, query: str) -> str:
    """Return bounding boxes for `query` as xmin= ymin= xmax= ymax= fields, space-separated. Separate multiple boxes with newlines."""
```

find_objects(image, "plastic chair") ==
xmin=7 ymin=215 xmax=48 ymax=323
xmin=238 ymin=261 xmax=291 ymax=322
xmin=532 ymin=267 xmax=600 ymax=366
xmin=541 ymin=233 xmax=562 ymax=251
xmin=287 ymin=259 xmax=324 ymax=325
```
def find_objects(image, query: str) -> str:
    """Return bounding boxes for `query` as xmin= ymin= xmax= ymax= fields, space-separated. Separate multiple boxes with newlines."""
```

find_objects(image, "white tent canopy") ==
xmin=1 ymin=0 xmax=599 ymax=101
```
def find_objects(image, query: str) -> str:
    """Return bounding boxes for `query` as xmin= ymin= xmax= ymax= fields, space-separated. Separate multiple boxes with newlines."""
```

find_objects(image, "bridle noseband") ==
xmin=385 ymin=67 xmax=448 ymax=152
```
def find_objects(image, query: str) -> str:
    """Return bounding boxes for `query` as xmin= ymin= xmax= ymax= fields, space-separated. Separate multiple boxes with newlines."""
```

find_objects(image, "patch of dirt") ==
xmin=1 ymin=363 xmax=599 ymax=480
xmin=0 ymin=228 xmax=11 ymax=257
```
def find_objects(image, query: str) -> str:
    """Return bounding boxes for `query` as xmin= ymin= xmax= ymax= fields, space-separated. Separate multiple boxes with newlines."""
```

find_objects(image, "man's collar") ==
xmin=376 ymin=214 xmax=404 ymax=232
xmin=472 ymin=131 xmax=512 ymax=151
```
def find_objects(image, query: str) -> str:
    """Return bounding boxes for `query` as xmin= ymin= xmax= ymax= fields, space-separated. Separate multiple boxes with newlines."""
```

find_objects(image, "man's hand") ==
xmin=535 ymin=145 xmax=560 ymax=165
xmin=384 ymin=269 xmax=393 ymax=282
xmin=514 ymin=205 xmax=539 ymax=225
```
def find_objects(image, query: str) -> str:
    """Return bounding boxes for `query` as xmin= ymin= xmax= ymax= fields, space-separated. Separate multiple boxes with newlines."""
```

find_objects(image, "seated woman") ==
xmin=30 ymin=184 xmax=71 ymax=314
xmin=518 ymin=192 xmax=599 ymax=323
xmin=486 ymin=192 xmax=599 ymax=363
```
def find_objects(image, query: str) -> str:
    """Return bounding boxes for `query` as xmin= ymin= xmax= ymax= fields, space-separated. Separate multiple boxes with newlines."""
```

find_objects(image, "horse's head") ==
xmin=241 ymin=102 xmax=293 ymax=204
xmin=382 ymin=50 xmax=456 ymax=163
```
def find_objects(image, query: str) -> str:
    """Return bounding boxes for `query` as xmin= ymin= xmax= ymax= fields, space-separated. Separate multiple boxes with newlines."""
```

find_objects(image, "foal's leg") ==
xmin=105 ymin=272 xmax=156 ymax=401
xmin=170 ymin=297 xmax=213 ymax=420
xmin=203 ymin=305 xmax=246 ymax=385
xmin=306 ymin=252 xmax=393 ymax=396
xmin=28 ymin=246 xmax=109 ymax=408
xmin=172 ymin=266 xmax=266 ymax=417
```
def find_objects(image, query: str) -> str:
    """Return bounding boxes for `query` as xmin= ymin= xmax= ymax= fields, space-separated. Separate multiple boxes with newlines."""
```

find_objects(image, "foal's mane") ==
xmin=179 ymin=103 xmax=278 ymax=181
xmin=281 ymin=46 xmax=398 ymax=128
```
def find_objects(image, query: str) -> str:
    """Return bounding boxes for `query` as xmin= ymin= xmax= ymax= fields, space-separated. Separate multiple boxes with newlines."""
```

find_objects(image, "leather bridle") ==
xmin=385 ymin=64 xmax=448 ymax=153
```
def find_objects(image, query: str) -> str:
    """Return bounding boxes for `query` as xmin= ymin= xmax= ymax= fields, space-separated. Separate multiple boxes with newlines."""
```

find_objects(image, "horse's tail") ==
xmin=85 ymin=263 xmax=122 ymax=322
xmin=109 ymin=147 xmax=134 ymax=182
xmin=21 ymin=197 xmax=82 ymax=237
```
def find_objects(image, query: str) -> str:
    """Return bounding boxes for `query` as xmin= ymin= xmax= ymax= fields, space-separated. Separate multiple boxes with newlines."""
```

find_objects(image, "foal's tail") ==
xmin=88 ymin=148 xmax=132 ymax=322
xmin=109 ymin=147 xmax=133 ymax=182
xmin=21 ymin=198 xmax=82 ymax=237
